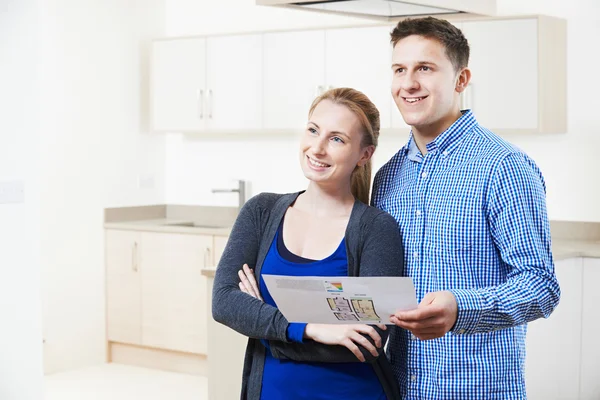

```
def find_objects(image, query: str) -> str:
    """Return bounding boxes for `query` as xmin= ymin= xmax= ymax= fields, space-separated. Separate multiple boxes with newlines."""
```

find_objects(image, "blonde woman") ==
xmin=213 ymin=88 xmax=404 ymax=400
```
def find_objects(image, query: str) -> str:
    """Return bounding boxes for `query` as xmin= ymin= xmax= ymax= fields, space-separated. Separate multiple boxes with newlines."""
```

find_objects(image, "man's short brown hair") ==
xmin=390 ymin=17 xmax=470 ymax=72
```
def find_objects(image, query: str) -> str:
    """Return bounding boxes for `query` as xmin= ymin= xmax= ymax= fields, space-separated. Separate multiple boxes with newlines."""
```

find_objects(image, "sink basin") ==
xmin=163 ymin=222 xmax=229 ymax=229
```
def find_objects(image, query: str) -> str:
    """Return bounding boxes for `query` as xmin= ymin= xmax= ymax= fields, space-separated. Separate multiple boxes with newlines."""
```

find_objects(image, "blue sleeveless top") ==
xmin=258 ymin=219 xmax=386 ymax=400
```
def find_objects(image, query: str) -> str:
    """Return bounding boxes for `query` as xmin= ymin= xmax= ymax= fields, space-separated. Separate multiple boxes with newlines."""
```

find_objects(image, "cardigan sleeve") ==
xmin=212 ymin=193 xmax=291 ymax=342
xmin=268 ymin=211 xmax=405 ymax=363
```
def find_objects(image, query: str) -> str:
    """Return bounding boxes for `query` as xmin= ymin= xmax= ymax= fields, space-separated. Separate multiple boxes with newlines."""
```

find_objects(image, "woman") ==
xmin=212 ymin=88 xmax=404 ymax=400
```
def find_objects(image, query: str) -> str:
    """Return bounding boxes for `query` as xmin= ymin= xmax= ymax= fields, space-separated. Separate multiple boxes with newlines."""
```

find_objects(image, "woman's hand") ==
xmin=303 ymin=323 xmax=386 ymax=362
xmin=238 ymin=263 xmax=263 ymax=301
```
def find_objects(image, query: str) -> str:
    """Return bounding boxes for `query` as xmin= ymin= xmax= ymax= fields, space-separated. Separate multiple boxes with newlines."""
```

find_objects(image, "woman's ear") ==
xmin=357 ymin=145 xmax=375 ymax=167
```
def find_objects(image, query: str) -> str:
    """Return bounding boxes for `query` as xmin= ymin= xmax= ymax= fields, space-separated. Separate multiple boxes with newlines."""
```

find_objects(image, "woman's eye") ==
xmin=308 ymin=127 xmax=318 ymax=135
xmin=331 ymin=136 xmax=344 ymax=144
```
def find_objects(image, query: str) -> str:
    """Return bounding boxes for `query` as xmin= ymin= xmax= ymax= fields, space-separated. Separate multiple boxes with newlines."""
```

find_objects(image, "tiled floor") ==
xmin=44 ymin=363 xmax=208 ymax=400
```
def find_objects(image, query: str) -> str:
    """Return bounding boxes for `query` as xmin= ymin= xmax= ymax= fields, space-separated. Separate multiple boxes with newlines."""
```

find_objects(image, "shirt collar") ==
xmin=402 ymin=110 xmax=478 ymax=160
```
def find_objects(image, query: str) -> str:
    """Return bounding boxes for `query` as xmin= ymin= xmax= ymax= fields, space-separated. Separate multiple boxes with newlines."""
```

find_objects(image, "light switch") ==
xmin=0 ymin=180 xmax=24 ymax=204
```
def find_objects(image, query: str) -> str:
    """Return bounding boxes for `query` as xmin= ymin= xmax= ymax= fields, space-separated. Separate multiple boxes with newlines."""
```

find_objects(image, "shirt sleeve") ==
xmin=450 ymin=152 xmax=561 ymax=334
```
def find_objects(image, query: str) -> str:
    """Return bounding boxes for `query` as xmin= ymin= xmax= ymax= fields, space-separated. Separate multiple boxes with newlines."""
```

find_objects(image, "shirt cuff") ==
xmin=286 ymin=323 xmax=307 ymax=343
xmin=449 ymin=289 xmax=484 ymax=335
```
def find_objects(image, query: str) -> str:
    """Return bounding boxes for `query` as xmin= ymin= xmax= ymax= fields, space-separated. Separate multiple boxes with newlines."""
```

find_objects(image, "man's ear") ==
xmin=456 ymin=67 xmax=472 ymax=94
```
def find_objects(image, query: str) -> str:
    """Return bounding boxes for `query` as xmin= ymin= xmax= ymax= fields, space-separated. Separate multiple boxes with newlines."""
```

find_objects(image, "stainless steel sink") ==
xmin=163 ymin=222 xmax=229 ymax=229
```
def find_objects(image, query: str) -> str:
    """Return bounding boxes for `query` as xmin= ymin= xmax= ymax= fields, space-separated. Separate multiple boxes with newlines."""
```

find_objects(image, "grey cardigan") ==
xmin=212 ymin=192 xmax=404 ymax=400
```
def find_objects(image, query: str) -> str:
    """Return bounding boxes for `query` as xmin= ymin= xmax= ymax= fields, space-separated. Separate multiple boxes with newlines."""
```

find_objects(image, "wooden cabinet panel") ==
xmin=140 ymin=232 xmax=212 ymax=354
xmin=106 ymin=230 xmax=142 ymax=345
xmin=526 ymin=257 xmax=582 ymax=400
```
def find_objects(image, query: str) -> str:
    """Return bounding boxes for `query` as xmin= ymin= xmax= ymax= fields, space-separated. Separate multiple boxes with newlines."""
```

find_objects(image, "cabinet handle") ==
xmin=204 ymin=247 xmax=212 ymax=267
xmin=208 ymin=89 xmax=213 ymax=119
xmin=315 ymin=85 xmax=324 ymax=97
xmin=132 ymin=241 xmax=138 ymax=272
xmin=197 ymin=89 xmax=204 ymax=119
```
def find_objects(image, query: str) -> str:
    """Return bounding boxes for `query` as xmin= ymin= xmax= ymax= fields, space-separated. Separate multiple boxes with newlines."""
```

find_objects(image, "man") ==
xmin=371 ymin=17 xmax=560 ymax=399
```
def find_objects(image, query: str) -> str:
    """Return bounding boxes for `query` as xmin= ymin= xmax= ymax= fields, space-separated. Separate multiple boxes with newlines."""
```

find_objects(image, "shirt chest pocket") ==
xmin=425 ymin=196 xmax=484 ymax=252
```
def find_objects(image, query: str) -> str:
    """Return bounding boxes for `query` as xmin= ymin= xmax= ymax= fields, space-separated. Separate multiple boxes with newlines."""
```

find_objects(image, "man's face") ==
xmin=391 ymin=35 xmax=465 ymax=137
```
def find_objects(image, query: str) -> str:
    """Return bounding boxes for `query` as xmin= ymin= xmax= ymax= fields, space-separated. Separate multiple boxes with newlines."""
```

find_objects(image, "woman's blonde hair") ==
xmin=307 ymin=87 xmax=380 ymax=204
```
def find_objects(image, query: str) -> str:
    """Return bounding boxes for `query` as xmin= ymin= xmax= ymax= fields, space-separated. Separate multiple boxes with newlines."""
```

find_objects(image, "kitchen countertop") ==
xmin=552 ymin=239 xmax=600 ymax=260
xmin=199 ymin=239 xmax=600 ymax=279
xmin=104 ymin=206 xmax=600 ymax=275
xmin=104 ymin=218 xmax=232 ymax=236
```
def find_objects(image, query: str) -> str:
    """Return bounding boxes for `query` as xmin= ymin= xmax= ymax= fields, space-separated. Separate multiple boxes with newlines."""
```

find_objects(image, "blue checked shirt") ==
xmin=372 ymin=110 xmax=560 ymax=400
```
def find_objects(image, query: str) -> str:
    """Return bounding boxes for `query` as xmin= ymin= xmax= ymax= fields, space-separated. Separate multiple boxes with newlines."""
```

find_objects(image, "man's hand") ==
xmin=390 ymin=291 xmax=458 ymax=340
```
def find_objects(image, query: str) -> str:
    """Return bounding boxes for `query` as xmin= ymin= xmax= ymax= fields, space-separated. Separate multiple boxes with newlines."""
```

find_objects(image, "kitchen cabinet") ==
xmin=206 ymin=270 xmax=247 ymax=400
xmin=461 ymin=16 xmax=566 ymax=133
xmin=325 ymin=26 xmax=393 ymax=130
xmin=151 ymin=38 xmax=206 ymax=132
xmin=106 ymin=230 xmax=143 ymax=345
xmin=205 ymin=34 xmax=263 ymax=131
xmin=526 ymin=257 xmax=582 ymax=400
xmin=151 ymin=34 xmax=263 ymax=132
xmin=106 ymin=229 xmax=224 ymax=356
xmin=152 ymin=15 xmax=565 ymax=135
xmin=263 ymin=30 xmax=325 ymax=130
xmin=140 ymin=232 xmax=212 ymax=355
xmin=580 ymin=257 xmax=600 ymax=400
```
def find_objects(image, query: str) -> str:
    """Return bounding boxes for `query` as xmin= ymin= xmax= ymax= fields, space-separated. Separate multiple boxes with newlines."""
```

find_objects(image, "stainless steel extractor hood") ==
xmin=256 ymin=0 xmax=496 ymax=20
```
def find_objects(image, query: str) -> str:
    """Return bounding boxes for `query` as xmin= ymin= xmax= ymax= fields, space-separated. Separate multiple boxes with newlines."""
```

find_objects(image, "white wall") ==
xmin=164 ymin=0 xmax=600 ymax=222
xmin=0 ymin=1 xmax=44 ymax=398
xmin=39 ymin=0 xmax=166 ymax=374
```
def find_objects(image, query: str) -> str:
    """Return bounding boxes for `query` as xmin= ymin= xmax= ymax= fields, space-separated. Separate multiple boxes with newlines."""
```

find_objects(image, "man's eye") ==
xmin=395 ymin=68 xmax=404 ymax=74
xmin=420 ymin=66 xmax=430 ymax=71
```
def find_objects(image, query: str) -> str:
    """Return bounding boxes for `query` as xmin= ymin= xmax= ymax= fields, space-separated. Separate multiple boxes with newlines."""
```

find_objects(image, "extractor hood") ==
xmin=256 ymin=0 xmax=496 ymax=20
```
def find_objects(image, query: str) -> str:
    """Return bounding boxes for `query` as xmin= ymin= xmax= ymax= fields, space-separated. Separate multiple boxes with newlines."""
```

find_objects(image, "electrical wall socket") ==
xmin=0 ymin=180 xmax=25 ymax=204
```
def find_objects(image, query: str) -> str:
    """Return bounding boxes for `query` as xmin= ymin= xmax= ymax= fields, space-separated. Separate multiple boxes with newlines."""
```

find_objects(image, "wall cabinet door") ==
xmin=325 ymin=26 xmax=393 ymax=130
xmin=460 ymin=16 xmax=566 ymax=134
xmin=525 ymin=257 xmax=582 ymax=400
xmin=263 ymin=30 xmax=326 ymax=130
xmin=206 ymin=34 xmax=263 ymax=130
xmin=151 ymin=38 xmax=207 ymax=132
xmin=105 ymin=230 xmax=142 ymax=345
xmin=140 ymin=232 xmax=212 ymax=354
xmin=461 ymin=19 xmax=538 ymax=131
xmin=581 ymin=258 xmax=600 ymax=400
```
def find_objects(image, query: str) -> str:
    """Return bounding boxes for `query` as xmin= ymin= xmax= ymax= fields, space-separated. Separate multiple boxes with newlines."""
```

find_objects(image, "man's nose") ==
xmin=400 ymin=72 xmax=420 ymax=91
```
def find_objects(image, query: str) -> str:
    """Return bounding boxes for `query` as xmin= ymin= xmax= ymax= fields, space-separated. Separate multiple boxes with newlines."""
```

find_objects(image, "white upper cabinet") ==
xmin=461 ymin=16 xmax=566 ymax=133
xmin=151 ymin=15 xmax=565 ymax=135
xmin=151 ymin=34 xmax=263 ymax=132
xmin=151 ymin=38 xmax=207 ymax=132
xmin=263 ymin=30 xmax=326 ymax=130
xmin=206 ymin=34 xmax=263 ymax=131
xmin=325 ymin=26 xmax=393 ymax=130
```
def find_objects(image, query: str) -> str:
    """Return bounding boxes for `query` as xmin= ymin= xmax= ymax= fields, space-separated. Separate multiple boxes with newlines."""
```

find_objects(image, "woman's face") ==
xmin=299 ymin=99 xmax=374 ymax=188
